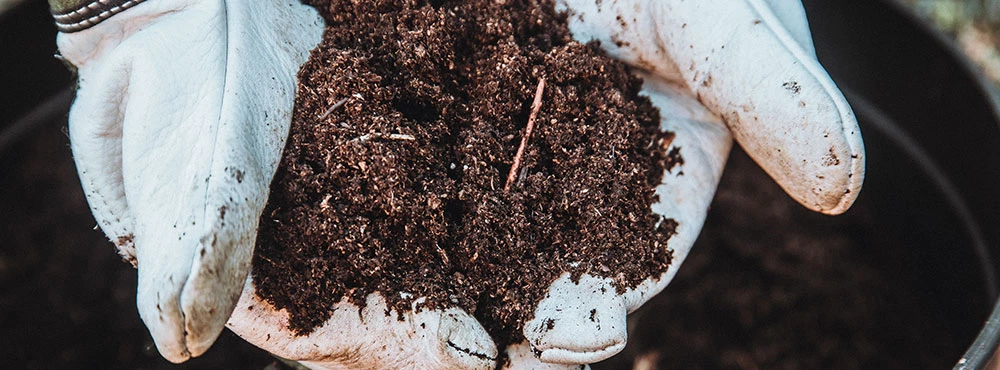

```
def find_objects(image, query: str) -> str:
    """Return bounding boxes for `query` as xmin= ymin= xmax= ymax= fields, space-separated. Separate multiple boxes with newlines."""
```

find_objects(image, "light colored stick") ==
xmin=319 ymin=97 xmax=350 ymax=119
xmin=351 ymin=133 xmax=416 ymax=142
xmin=504 ymin=77 xmax=546 ymax=193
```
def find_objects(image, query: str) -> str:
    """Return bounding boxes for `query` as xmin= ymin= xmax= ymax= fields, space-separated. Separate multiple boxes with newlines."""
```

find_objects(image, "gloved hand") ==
xmin=54 ymin=0 xmax=324 ymax=362
xmin=501 ymin=0 xmax=865 ymax=368
xmin=58 ymin=0 xmax=498 ymax=367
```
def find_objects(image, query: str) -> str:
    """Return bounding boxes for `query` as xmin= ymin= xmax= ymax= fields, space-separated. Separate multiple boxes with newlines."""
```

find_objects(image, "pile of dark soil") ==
xmin=252 ymin=0 xmax=678 ymax=347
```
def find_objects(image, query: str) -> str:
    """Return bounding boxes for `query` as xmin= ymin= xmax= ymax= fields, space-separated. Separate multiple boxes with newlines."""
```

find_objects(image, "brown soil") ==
xmin=252 ymin=0 xmax=677 ymax=348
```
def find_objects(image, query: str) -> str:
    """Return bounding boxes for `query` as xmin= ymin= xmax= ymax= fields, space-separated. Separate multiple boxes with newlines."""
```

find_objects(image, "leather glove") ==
xmin=502 ymin=0 xmax=865 ymax=368
xmin=58 ymin=1 xmax=496 ymax=368
xmin=54 ymin=0 xmax=323 ymax=362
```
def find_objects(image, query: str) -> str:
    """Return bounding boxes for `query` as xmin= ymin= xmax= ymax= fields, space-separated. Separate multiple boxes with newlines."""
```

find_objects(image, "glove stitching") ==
xmin=52 ymin=0 xmax=148 ymax=33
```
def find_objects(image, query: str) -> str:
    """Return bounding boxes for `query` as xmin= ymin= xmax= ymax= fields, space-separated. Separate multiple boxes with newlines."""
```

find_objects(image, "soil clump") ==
xmin=252 ymin=0 xmax=678 ymax=348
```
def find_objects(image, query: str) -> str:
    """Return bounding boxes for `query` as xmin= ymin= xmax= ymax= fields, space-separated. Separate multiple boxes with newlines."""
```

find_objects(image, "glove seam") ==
xmin=52 ymin=0 xmax=147 ymax=33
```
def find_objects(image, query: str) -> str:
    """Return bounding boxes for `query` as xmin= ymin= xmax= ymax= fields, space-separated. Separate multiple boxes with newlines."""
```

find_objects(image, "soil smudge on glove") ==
xmin=252 ymin=0 xmax=678 ymax=348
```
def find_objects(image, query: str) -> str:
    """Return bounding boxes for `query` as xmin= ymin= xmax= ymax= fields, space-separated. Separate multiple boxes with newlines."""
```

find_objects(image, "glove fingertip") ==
xmin=435 ymin=307 xmax=499 ymax=370
xmin=525 ymin=274 xmax=628 ymax=365
xmin=731 ymin=67 xmax=865 ymax=216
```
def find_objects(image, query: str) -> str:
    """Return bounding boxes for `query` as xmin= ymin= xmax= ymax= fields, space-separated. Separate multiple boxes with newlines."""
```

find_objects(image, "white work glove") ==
xmin=56 ymin=0 xmax=323 ymax=362
xmin=500 ymin=1 xmax=865 ymax=368
xmin=59 ymin=0 xmax=496 ymax=367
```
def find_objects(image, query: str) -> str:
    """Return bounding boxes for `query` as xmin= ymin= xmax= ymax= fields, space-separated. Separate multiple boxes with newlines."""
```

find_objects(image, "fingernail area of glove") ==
xmin=433 ymin=307 xmax=499 ymax=369
xmin=505 ymin=342 xmax=592 ymax=370
xmin=524 ymin=273 xmax=627 ymax=364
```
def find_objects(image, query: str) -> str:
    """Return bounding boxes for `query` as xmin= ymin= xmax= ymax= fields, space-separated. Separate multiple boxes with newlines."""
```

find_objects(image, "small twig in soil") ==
xmin=351 ymin=133 xmax=417 ymax=142
xmin=319 ymin=97 xmax=350 ymax=119
xmin=319 ymin=194 xmax=333 ymax=210
xmin=504 ymin=77 xmax=546 ymax=193
xmin=435 ymin=244 xmax=450 ymax=267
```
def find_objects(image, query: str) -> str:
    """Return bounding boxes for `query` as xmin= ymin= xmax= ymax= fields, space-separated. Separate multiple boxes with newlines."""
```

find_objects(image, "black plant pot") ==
xmin=806 ymin=0 xmax=1000 ymax=368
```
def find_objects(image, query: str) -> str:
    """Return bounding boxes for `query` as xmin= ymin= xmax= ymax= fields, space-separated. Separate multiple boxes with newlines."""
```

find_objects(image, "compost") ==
xmin=251 ymin=0 xmax=679 ymax=347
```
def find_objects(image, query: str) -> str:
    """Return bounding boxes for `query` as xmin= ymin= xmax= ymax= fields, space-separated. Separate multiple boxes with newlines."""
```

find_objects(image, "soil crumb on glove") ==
xmin=252 ymin=0 xmax=679 ymax=348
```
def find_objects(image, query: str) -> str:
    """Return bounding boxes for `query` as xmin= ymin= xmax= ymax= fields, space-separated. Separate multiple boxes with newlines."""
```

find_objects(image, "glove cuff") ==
xmin=50 ymin=0 xmax=147 ymax=33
